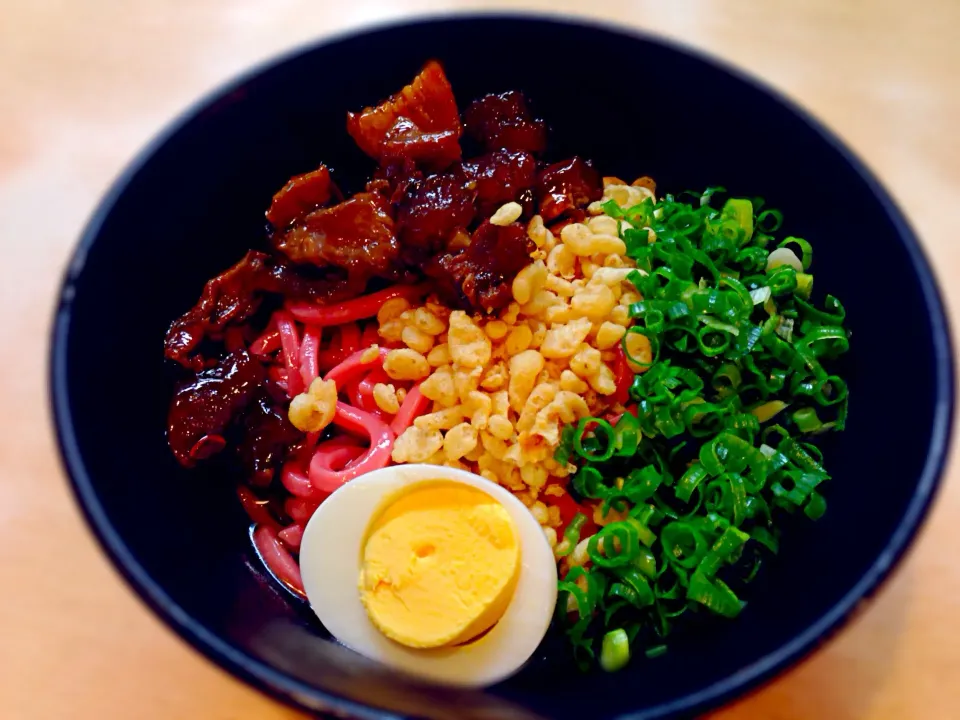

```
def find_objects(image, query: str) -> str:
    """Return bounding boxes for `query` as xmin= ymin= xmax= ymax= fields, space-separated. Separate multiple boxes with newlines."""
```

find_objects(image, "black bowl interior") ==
xmin=51 ymin=16 xmax=952 ymax=720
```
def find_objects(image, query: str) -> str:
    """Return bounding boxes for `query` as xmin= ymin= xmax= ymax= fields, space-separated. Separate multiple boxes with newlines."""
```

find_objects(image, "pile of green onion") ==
xmin=554 ymin=188 xmax=850 ymax=672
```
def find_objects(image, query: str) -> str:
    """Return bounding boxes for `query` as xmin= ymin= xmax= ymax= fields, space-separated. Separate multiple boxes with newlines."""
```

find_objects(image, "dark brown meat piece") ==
xmin=461 ymin=149 xmax=537 ymax=217
xmin=463 ymin=91 xmax=547 ymax=155
xmin=427 ymin=219 xmax=534 ymax=313
xmin=164 ymin=251 xmax=361 ymax=370
xmin=167 ymin=349 xmax=265 ymax=467
xmin=396 ymin=172 xmax=476 ymax=260
xmin=265 ymin=165 xmax=337 ymax=229
xmin=366 ymin=158 xmax=423 ymax=205
xmin=380 ymin=118 xmax=461 ymax=172
xmin=238 ymin=392 xmax=304 ymax=485
xmin=347 ymin=61 xmax=462 ymax=169
xmin=536 ymin=157 xmax=602 ymax=222
xmin=273 ymin=192 xmax=401 ymax=279
xmin=164 ymin=253 xmax=267 ymax=371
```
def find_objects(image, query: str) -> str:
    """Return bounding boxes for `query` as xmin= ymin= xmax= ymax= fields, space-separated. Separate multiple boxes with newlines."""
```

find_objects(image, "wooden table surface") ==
xmin=2 ymin=1 xmax=958 ymax=718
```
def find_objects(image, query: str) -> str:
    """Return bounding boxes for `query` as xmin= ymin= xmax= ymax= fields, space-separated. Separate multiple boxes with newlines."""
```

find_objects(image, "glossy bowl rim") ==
xmin=48 ymin=12 xmax=955 ymax=720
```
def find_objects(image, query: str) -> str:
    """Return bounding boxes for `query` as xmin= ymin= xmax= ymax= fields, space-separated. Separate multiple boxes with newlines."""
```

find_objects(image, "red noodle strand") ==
xmin=250 ymin=329 xmax=281 ymax=357
xmin=275 ymin=310 xmax=304 ymax=397
xmin=309 ymin=403 xmax=394 ymax=492
xmin=280 ymin=462 xmax=319 ymax=499
xmin=357 ymin=368 xmax=392 ymax=415
xmin=390 ymin=384 xmax=430 ymax=436
xmin=253 ymin=524 xmax=305 ymax=597
xmin=278 ymin=524 xmax=304 ymax=552
xmin=237 ymin=487 xmax=281 ymax=532
xmin=324 ymin=347 xmax=389 ymax=387
xmin=286 ymin=283 xmax=431 ymax=326
xmin=299 ymin=325 xmax=322 ymax=388
xmin=338 ymin=322 xmax=362 ymax=357
xmin=284 ymin=497 xmax=321 ymax=526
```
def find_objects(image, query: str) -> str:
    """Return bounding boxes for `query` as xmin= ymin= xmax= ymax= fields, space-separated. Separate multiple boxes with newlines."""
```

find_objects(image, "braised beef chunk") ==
xmin=366 ymin=158 xmax=423 ymax=205
xmin=265 ymin=165 xmax=337 ymax=229
xmin=396 ymin=172 xmax=476 ymax=258
xmin=428 ymin=219 xmax=534 ymax=313
xmin=167 ymin=349 xmax=265 ymax=466
xmin=463 ymin=91 xmax=547 ymax=154
xmin=238 ymin=392 xmax=304 ymax=484
xmin=380 ymin=118 xmax=461 ymax=172
xmin=165 ymin=251 xmax=364 ymax=370
xmin=461 ymin=149 xmax=537 ymax=217
xmin=347 ymin=61 xmax=462 ymax=169
xmin=164 ymin=253 xmax=269 ymax=370
xmin=273 ymin=192 xmax=400 ymax=279
xmin=536 ymin=157 xmax=602 ymax=222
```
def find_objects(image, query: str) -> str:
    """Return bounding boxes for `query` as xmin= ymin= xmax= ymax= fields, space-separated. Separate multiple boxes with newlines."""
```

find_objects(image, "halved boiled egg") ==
xmin=299 ymin=463 xmax=558 ymax=687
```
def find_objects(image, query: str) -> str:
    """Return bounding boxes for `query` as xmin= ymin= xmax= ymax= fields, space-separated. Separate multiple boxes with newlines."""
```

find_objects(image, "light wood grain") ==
xmin=1 ymin=1 xmax=958 ymax=718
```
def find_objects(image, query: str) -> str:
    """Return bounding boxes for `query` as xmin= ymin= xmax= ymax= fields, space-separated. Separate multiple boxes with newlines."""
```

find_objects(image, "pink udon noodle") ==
xmin=234 ymin=285 xmax=432 ymax=596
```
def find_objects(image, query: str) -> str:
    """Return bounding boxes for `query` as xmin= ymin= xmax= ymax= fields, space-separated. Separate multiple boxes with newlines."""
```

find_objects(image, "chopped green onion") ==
xmin=556 ymin=513 xmax=588 ymax=557
xmin=573 ymin=418 xmax=616 ymax=463
xmin=792 ymin=407 xmax=824 ymax=433
xmin=554 ymin=188 xmax=848 ymax=671
xmin=600 ymin=629 xmax=631 ymax=671
xmin=750 ymin=400 xmax=789 ymax=423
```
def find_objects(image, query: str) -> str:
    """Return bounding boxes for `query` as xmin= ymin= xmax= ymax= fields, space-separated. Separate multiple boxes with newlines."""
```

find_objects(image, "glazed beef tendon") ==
xmin=347 ymin=60 xmax=462 ymax=171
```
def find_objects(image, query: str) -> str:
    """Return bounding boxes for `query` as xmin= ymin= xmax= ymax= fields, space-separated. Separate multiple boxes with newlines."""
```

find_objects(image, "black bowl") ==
xmin=50 ymin=14 xmax=953 ymax=720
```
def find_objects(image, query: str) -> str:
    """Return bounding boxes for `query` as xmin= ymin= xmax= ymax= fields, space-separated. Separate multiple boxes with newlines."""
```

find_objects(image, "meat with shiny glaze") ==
xmin=536 ymin=157 xmax=602 ymax=222
xmin=366 ymin=158 xmax=423 ymax=205
xmin=273 ymin=192 xmax=401 ymax=278
xmin=396 ymin=171 xmax=476 ymax=259
xmin=427 ymin=219 xmax=534 ymax=313
xmin=164 ymin=251 xmax=363 ymax=370
xmin=380 ymin=118 xmax=461 ymax=172
xmin=167 ymin=349 xmax=265 ymax=467
xmin=461 ymin=149 xmax=537 ymax=217
xmin=238 ymin=391 xmax=305 ymax=484
xmin=463 ymin=91 xmax=547 ymax=155
xmin=347 ymin=61 xmax=462 ymax=169
xmin=265 ymin=165 xmax=337 ymax=229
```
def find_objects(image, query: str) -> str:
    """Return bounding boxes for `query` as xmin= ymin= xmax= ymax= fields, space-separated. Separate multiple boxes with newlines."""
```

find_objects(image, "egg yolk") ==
xmin=358 ymin=481 xmax=521 ymax=649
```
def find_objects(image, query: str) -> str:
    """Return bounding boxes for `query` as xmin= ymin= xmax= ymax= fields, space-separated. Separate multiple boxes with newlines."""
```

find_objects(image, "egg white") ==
xmin=299 ymin=463 xmax=558 ymax=687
